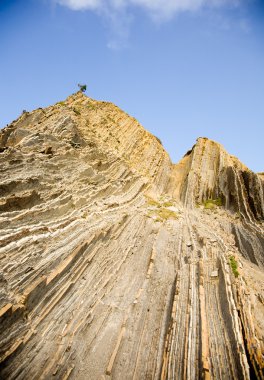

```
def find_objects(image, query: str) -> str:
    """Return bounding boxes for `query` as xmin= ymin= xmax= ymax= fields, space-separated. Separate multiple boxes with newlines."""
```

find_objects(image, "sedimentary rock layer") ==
xmin=0 ymin=92 xmax=263 ymax=379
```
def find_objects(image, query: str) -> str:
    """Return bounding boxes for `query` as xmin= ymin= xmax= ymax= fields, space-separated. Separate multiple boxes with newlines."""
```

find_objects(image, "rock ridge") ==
xmin=0 ymin=92 xmax=263 ymax=380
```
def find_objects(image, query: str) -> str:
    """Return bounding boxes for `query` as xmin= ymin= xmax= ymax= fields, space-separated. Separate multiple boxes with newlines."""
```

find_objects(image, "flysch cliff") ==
xmin=0 ymin=92 xmax=263 ymax=380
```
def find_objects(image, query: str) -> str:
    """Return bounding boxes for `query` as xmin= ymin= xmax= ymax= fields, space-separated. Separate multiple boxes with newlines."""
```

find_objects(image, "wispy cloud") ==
xmin=239 ymin=18 xmax=251 ymax=33
xmin=53 ymin=0 xmax=245 ymax=48
xmin=55 ymin=0 xmax=242 ymax=18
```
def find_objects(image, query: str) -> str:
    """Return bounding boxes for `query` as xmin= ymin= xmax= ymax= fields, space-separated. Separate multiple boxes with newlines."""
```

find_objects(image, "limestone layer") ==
xmin=0 ymin=92 xmax=263 ymax=380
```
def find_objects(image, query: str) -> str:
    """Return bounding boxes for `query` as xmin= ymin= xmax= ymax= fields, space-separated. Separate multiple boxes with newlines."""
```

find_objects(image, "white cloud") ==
xmin=56 ymin=0 xmax=103 ymax=10
xmin=55 ymin=0 xmax=241 ymax=17
xmin=53 ymin=0 xmax=243 ymax=48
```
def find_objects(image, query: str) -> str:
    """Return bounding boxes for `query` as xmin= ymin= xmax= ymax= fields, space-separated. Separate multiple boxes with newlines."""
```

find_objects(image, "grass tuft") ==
xmin=156 ymin=208 xmax=178 ymax=220
xmin=203 ymin=197 xmax=223 ymax=209
xmin=145 ymin=196 xmax=178 ymax=221
xmin=162 ymin=201 xmax=174 ymax=208
xmin=146 ymin=196 xmax=160 ymax=208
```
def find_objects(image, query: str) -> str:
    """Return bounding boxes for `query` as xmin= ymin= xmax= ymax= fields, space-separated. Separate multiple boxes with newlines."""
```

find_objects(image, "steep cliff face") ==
xmin=0 ymin=92 xmax=263 ymax=380
xmin=168 ymin=137 xmax=264 ymax=266
xmin=169 ymin=137 xmax=264 ymax=219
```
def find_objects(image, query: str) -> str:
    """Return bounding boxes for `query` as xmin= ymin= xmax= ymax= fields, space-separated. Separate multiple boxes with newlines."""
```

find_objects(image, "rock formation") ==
xmin=0 ymin=92 xmax=263 ymax=379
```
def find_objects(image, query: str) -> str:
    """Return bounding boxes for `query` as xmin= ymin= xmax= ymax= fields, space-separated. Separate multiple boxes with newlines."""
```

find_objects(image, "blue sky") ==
xmin=0 ymin=0 xmax=263 ymax=171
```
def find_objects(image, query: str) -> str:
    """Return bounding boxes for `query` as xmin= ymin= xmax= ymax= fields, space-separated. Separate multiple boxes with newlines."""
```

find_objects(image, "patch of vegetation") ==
xmin=229 ymin=256 xmax=239 ymax=278
xmin=203 ymin=197 xmax=223 ymax=209
xmin=156 ymin=208 xmax=178 ymax=221
xmin=56 ymin=101 xmax=65 ymax=106
xmin=145 ymin=196 xmax=178 ymax=221
xmin=163 ymin=201 xmax=174 ymax=208
xmin=146 ymin=196 xmax=161 ymax=208
xmin=87 ymin=102 xmax=96 ymax=111
xmin=108 ymin=116 xmax=117 ymax=124
xmin=73 ymin=107 xmax=81 ymax=115
xmin=234 ymin=212 xmax=242 ymax=220
xmin=146 ymin=196 xmax=176 ymax=209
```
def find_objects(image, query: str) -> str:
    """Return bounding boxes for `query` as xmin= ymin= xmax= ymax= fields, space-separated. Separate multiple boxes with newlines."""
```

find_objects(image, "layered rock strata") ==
xmin=0 ymin=92 xmax=263 ymax=380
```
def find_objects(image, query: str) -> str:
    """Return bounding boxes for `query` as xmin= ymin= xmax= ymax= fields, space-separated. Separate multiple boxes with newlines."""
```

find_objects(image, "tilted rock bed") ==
xmin=0 ymin=92 xmax=263 ymax=379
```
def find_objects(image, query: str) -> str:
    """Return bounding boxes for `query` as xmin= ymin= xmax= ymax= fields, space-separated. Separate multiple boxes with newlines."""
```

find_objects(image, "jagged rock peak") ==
xmin=0 ymin=94 xmax=263 ymax=380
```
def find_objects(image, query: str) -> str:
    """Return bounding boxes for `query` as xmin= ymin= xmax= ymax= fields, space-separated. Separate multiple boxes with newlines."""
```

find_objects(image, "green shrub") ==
xmin=214 ymin=197 xmax=223 ymax=206
xmin=78 ymin=83 xmax=87 ymax=92
xmin=229 ymin=256 xmax=239 ymax=278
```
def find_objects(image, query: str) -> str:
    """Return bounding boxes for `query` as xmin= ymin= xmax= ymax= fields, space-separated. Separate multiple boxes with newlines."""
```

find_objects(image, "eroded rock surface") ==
xmin=0 ymin=92 xmax=263 ymax=379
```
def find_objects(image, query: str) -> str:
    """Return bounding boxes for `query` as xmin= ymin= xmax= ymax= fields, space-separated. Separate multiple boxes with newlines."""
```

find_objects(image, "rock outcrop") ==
xmin=0 ymin=92 xmax=263 ymax=380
